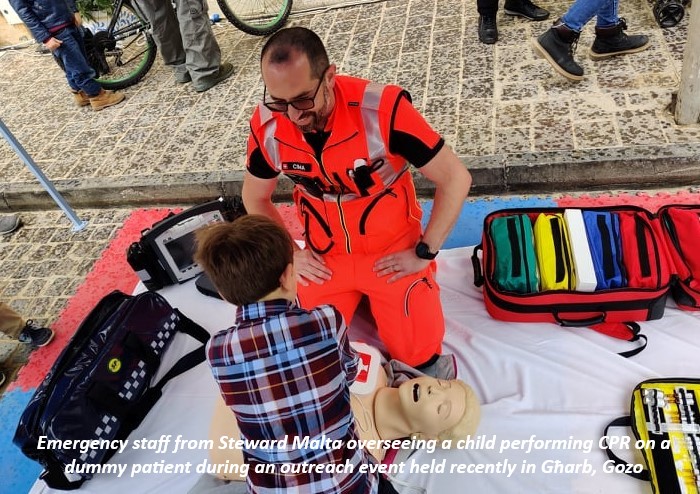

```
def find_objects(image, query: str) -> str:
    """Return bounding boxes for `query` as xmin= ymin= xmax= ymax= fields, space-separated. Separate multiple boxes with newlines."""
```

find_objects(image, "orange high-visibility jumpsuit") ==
xmin=247 ymin=75 xmax=445 ymax=366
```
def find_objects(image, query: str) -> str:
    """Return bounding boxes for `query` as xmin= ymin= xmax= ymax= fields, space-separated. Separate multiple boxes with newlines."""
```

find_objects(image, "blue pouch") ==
xmin=583 ymin=211 xmax=626 ymax=289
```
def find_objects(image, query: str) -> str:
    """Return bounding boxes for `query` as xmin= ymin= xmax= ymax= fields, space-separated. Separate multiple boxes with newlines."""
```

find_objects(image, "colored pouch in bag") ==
xmin=490 ymin=214 xmax=539 ymax=294
xmin=618 ymin=211 xmax=665 ymax=289
xmin=583 ymin=211 xmax=626 ymax=290
xmin=603 ymin=378 xmax=700 ymax=494
xmin=533 ymin=213 xmax=575 ymax=291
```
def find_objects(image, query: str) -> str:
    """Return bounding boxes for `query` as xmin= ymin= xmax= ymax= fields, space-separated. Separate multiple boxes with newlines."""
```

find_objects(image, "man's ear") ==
xmin=280 ymin=262 xmax=296 ymax=291
xmin=326 ymin=63 xmax=337 ymax=89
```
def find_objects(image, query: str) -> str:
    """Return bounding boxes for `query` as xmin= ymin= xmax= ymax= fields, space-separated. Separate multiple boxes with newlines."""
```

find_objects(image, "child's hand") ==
xmin=43 ymin=37 xmax=62 ymax=51
xmin=73 ymin=12 xmax=82 ymax=26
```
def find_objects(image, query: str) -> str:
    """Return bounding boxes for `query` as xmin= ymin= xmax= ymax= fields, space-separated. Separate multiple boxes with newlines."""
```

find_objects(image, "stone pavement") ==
xmin=0 ymin=0 xmax=699 ymax=211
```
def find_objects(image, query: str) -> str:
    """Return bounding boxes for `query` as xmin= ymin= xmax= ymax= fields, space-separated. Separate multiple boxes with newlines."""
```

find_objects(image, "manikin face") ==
xmin=398 ymin=377 xmax=467 ymax=439
xmin=261 ymin=52 xmax=334 ymax=133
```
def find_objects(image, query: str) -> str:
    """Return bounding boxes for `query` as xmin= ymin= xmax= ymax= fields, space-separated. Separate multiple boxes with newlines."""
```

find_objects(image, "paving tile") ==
xmin=573 ymin=120 xmax=621 ymax=149
xmin=0 ymin=0 xmax=696 ymax=213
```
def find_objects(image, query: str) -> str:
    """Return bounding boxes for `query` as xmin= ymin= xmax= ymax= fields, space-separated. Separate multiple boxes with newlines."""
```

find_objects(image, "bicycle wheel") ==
xmin=217 ymin=0 xmax=292 ymax=36
xmin=87 ymin=1 xmax=157 ymax=89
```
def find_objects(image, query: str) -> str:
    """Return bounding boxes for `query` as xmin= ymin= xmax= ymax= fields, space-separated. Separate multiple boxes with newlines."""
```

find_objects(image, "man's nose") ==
xmin=287 ymin=105 xmax=303 ymax=121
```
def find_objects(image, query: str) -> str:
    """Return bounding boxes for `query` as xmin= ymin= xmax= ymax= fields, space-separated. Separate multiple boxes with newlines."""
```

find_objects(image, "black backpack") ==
xmin=13 ymin=290 xmax=209 ymax=490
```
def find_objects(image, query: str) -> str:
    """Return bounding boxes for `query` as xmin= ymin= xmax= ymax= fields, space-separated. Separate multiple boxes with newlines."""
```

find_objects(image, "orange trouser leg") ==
xmin=296 ymin=256 xmax=364 ymax=329
xmin=297 ymin=254 xmax=444 ymax=367
xmin=0 ymin=301 xmax=25 ymax=338
xmin=361 ymin=258 xmax=444 ymax=367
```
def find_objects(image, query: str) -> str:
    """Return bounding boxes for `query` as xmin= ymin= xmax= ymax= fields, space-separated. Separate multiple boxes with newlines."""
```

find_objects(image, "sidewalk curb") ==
xmin=2 ymin=143 xmax=700 ymax=210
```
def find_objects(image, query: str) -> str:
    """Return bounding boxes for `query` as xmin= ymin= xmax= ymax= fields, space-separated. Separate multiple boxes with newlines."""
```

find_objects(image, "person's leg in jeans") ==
xmin=560 ymin=0 xmax=605 ymax=31
xmin=594 ymin=0 xmax=618 ymax=27
xmin=53 ymin=26 xmax=102 ymax=96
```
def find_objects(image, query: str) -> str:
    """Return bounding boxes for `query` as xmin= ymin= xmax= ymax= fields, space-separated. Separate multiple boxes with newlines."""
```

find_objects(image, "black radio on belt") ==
xmin=126 ymin=196 xmax=246 ymax=290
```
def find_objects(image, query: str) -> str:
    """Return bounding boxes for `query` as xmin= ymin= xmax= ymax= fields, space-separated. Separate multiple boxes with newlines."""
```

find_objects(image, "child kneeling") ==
xmin=195 ymin=214 xmax=397 ymax=493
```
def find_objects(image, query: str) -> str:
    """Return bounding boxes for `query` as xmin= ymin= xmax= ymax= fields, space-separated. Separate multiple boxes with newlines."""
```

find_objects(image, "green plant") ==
xmin=76 ymin=0 xmax=114 ymax=21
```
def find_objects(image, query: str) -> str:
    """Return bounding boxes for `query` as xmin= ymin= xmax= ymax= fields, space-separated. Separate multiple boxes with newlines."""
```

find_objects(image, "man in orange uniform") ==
xmin=242 ymin=27 xmax=472 ymax=372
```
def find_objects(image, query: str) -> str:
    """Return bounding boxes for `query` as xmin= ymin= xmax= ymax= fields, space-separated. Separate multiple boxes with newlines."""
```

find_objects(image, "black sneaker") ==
xmin=478 ymin=15 xmax=498 ymax=44
xmin=0 ymin=370 xmax=6 ymax=387
xmin=18 ymin=320 xmax=55 ymax=347
xmin=504 ymin=0 xmax=550 ymax=21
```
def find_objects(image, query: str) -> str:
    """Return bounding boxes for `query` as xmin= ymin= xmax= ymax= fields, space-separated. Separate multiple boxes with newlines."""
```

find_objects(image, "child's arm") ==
xmin=333 ymin=307 xmax=360 ymax=384
xmin=8 ymin=0 xmax=54 ymax=45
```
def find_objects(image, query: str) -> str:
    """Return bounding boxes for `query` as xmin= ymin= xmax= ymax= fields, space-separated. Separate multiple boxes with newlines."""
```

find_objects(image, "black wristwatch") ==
xmin=415 ymin=241 xmax=438 ymax=260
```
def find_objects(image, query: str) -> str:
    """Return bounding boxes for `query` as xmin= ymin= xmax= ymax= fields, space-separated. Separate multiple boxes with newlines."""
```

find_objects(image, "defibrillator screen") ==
xmin=164 ymin=231 xmax=197 ymax=272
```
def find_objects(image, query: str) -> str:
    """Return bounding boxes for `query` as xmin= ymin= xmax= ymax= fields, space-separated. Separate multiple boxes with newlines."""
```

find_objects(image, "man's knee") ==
xmin=373 ymin=277 xmax=445 ymax=366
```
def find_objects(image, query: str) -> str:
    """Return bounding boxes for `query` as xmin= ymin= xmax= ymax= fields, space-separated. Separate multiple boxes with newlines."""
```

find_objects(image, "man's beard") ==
xmin=296 ymin=87 xmax=330 ymax=133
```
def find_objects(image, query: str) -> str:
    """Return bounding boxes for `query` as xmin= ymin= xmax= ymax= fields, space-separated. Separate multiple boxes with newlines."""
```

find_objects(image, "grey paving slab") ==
xmin=0 ymin=0 xmax=698 ymax=210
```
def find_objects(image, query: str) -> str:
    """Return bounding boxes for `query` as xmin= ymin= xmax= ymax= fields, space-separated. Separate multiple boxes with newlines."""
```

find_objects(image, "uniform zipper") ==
xmin=404 ymin=277 xmax=433 ymax=316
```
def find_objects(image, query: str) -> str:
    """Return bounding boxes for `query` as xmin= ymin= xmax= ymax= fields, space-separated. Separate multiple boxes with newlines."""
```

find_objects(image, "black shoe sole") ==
xmin=589 ymin=40 xmax=651 ymax=60
xmin=504 ymin=9 xmax=550 ymax=21
xmin=479 ymin=35 xmax=498 ymax=44
xmin=531 ymin=38 xmax=584 ymax=81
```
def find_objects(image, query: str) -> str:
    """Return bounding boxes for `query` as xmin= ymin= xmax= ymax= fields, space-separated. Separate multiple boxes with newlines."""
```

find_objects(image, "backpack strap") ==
xmin=589 ymin=322 xmax=648 ymax=358
xmin=602 ymin=416 xmax=651 ymax=481
xmin=124 ymin=310 xmax=210 ymax=430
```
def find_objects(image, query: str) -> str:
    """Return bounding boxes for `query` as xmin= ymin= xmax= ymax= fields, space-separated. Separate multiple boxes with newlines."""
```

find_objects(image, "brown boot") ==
xmin=72 ymin=90 xmax=90 ymax=107
xmin=89 ymin=89 xmax=125 ymax=111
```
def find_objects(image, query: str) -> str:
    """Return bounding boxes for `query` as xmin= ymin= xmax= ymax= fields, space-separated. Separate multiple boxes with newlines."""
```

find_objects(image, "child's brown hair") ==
xmin=194 ymin=214 xmax=294 ymax=306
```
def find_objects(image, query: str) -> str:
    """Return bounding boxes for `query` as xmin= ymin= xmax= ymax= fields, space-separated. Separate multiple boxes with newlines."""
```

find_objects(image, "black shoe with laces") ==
xmin=532 ymin=21 xmax=584 ymax=81
xmin=504 ymin=0 xmax=550 ymax=21
xmin=478 ymin=14 xmax=498 ymax=44
xmin=18 ymin=320 xmax=55 ymax=347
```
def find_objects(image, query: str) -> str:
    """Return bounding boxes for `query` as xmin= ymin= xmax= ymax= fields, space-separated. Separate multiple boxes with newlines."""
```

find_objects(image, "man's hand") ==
xmin=43 ymin=37 xmax=62 ymax=51
xmin=373 ymin=248 xmax=430 ymax=283
xmin=295 ymin=249 xmax=332 ymax=286
xmin=73 ymin=12 xmax=82 ymax=26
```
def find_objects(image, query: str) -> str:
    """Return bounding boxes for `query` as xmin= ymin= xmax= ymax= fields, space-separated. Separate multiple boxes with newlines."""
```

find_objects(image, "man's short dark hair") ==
xmin=194 ymin=215 xmax=294 ymax=306
xmin=261 ymin=27 xmax=329 ymax=79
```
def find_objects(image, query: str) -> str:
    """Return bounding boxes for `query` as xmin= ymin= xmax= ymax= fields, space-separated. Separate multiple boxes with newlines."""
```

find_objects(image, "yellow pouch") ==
xmin=533 ymin=213 xmax=576 ymax=291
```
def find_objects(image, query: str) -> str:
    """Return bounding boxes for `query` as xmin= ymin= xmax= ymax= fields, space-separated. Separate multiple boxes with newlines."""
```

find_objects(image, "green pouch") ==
xmin=490 ymin=214 xmax=539 ymax=294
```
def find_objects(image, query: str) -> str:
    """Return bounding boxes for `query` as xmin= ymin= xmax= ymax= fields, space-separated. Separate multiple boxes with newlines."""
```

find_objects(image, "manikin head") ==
xmin=396 ymin=376 xmax=480 ymax=444
xmin=260 ymin=27 xmax=337 ymax=133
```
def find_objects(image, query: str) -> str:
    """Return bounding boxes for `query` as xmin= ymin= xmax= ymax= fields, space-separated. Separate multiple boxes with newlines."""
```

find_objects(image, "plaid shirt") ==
xmin=207 ymin=299 xmax=378 ymax=494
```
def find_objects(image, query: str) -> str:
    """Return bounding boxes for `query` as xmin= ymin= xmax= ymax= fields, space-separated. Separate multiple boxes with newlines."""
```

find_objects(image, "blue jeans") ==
xmin=52 ymin=26 xmax=102 ymax=97
xmin=561 ymin=0 xmax=618 ymax=32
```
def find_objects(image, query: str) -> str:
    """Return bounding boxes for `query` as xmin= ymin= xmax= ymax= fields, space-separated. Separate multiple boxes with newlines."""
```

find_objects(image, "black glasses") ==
xmin=263 ymin=67 xmax=329 ymax=113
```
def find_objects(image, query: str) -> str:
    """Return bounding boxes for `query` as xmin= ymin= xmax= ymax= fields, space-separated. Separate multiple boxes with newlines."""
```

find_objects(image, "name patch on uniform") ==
xmin=282 ymin=162 xmax=312 ymax=172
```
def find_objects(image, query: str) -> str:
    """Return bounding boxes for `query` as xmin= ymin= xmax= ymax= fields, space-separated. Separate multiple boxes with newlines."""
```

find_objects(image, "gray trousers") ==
xmin=137 ymin=0 xmax=221 ymax=82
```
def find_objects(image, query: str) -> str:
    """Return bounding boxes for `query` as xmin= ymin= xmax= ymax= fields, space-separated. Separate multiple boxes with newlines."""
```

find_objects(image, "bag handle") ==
xmin=472 ymin=244 xmax=484 ymax=287
xmin=554 ymin=313 xmax=605 ymax=327
xmin=602 ymin=416 xmax=651 ymax=481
